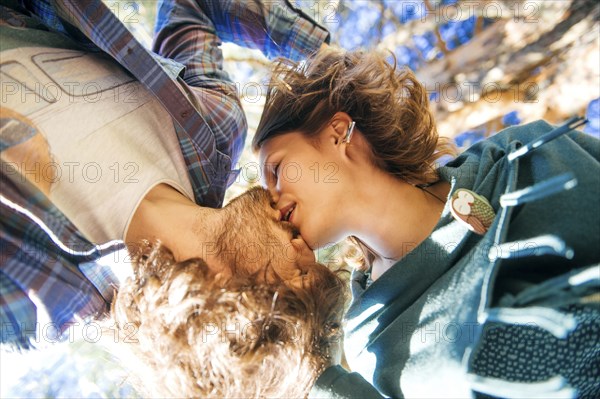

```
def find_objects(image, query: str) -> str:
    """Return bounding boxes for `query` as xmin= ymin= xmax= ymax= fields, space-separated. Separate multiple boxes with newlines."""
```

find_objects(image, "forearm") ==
xmin=154 ymin=0 xmax=329 ymax=64
xmin=202 ymin=0 xmax=330 ymax=60
xmin=153 ymin=0 xmax=248 ymax=164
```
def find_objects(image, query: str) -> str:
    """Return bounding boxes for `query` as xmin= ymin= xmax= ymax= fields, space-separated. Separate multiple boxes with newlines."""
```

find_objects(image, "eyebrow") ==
xmin=260 ymin=154 xmax=271 ymax=186
xmin=261 ymin=152 xmax=280 ymax=186
xmin=261 ymin=153 xmax=272 ymax=173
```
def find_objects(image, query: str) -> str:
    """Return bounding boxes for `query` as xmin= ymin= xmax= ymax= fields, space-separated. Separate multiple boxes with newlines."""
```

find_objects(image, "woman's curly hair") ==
xmin=110 ymin=241 xmax=347 ymax=398
xmin=253 ymin=47 xmax=456 ymax=185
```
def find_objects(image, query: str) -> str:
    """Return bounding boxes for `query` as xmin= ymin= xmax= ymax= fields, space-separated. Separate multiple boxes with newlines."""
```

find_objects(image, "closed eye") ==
xmin=271 ymin=163 xmax=280 ymax=185
xmin=262 ymin=159 xmax=280 ymax=189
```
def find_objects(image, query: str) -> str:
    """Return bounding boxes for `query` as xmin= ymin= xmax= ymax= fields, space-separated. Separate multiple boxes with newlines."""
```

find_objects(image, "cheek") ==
xmin=306 ymin=198 xmax=349 ymax=247
xmin=294 ymin=196 xmax=346 ymax=250
xmin=279 ymin=156 xmax=328 ymax=194
xmin=300 ymin=217 xmax=340 ymax=250
xmin=273 ymin=241 xmax=298 ymax=267
xmin=266 ymin=229 xmax=299 ymax=266
xmin=238 ymin=240 xmax=293 ymax=281
xmin=235 ymin=243 xmax=264 ymax=275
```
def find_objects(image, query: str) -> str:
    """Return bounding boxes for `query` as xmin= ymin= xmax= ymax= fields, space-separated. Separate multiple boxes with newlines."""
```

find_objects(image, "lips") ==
xmin=279 ymin=203 xmax=296 ymax=223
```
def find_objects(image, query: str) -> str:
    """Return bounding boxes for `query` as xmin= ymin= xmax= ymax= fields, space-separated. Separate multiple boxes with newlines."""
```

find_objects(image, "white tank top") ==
xmin=1 ymin=47 xmax=194 ymax=243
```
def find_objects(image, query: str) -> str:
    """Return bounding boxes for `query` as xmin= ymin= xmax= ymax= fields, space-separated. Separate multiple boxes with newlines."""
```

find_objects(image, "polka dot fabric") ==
xmin=472 ymin=304 xmax=600 ymax=398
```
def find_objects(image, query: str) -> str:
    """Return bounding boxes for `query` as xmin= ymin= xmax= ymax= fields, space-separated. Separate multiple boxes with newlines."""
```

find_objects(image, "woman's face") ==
xmin=259 ymin=131 xmax=351 ymax=250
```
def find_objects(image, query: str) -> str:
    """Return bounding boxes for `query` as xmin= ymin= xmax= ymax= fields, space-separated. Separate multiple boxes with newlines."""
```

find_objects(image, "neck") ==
xmin=346 ymin=172 xmax=449 ymax=280
xmin=126 ymin=184 xmax=221 ymax=265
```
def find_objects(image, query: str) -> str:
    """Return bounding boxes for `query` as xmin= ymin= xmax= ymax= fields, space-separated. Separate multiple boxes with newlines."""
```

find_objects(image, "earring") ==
xmin=343 ymin=121 xmax=356 ymax=144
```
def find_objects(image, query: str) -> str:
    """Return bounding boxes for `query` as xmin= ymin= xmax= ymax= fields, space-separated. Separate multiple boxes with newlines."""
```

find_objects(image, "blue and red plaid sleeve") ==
xmin=1 ymin=161 xmax=124 ymax=350
xmin=153 ymin=0 xmax=330 ymax=178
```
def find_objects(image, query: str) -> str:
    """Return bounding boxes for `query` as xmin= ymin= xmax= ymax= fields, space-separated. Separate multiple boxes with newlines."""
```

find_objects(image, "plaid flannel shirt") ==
xmin=0 ymin=0 xmax=329 ymax=349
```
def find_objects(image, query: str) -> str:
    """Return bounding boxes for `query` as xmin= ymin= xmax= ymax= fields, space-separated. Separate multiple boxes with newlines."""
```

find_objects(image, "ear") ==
xmin=213 ymin=267 xmax=233 ymax=285
xmin=328 ymin=112 xmax=353 ymax=145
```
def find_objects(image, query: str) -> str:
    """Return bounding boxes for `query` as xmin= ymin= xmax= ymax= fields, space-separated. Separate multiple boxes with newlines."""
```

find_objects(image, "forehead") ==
xmin=258 ymin=132 xmax=310 ymax=164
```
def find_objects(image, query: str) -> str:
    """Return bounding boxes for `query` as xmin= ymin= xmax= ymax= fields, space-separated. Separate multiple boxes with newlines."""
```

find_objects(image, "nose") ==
xmin=264 ymin=189 xmax=281 ymax=220
xmin=266 ymin=184 xmax=280 ymax=205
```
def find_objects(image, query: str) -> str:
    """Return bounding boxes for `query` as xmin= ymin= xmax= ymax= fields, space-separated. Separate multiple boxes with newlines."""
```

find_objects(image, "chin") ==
xmin=303 ymin=230 xmax=337 ymax=251
xmin=300 ymin=231 xmax=319 ymax=251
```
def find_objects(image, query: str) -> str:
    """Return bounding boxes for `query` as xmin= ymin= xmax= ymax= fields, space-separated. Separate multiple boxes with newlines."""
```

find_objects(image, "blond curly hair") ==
xmin=110 ymin=241 xmax=347 ymax=398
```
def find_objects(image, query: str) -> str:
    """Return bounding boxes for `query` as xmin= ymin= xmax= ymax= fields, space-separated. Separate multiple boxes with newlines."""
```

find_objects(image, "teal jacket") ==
xmin=311 ymin=120 xmax=600 ymax=398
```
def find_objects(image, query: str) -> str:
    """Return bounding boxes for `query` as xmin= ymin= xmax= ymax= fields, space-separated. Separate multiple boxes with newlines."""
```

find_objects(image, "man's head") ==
xmin=111 ymin=240 xmax=347 ymax=398
xmin=131 ymin=186 xmax=322 ymax=288
xmin=211 ymin=186 xmax=320 ymax=287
